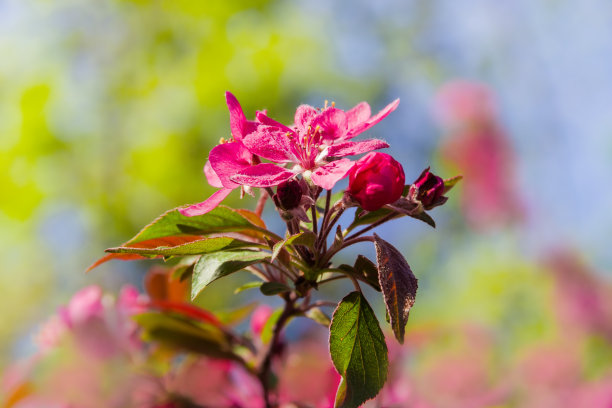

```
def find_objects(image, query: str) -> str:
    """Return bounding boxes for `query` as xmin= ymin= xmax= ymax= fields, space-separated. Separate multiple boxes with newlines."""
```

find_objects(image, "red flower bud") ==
xmin=410 ymin=167 xmax=446 ymax=210
xmin=347 ymin=152 xmax=405 ymax=211
xmin=275 ymin=179 xmax=303 ymax=210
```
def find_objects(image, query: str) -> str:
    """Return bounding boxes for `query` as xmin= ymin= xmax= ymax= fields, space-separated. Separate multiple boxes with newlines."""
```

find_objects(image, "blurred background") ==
xmin=2 ymin=0 xmax=612 ymax=405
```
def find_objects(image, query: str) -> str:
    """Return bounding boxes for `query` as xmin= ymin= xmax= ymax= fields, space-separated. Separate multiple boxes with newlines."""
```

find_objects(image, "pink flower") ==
xmin=180 ymin=92 xmax=260 ymax=217
xmin=434 ymin=80 xmax=496 ymax=128
xmin=231 ymin=99 xmax=399 ymax=190
xmin=35 ymin=285 xmax=146 ymax=359
xmin=435 ymin=80 xmax=523 ymax=229
xmin=347 ymin=152 xmax=405 ymax=211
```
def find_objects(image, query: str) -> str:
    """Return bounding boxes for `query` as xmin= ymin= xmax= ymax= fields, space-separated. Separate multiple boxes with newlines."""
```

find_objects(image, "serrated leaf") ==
xmin=89 ymin=206 xmax=273 ymax=272
xmin=127 ymin=205 xmax=268 ymax=244
xmin=260 ymin=282 xmax=291 ymax=296
xmin=330 ymin=291 xmax=388 ymax=408
xmin=134 ymin=312 xmax=237 ymax=360
xmin=106 ymin=236 xmax=262 ymax=257
xmin=234 ymin=281 xmax=263 ymax=294
xmin=305 ymin=307 xmax=331 ymax=327
xmin=374 ymin=234 xmax=418 ymax=344
xmin=87 ymin=236 xmax=202 ymax=272
xmin=191 ymin=251 xmax=270 ymax=300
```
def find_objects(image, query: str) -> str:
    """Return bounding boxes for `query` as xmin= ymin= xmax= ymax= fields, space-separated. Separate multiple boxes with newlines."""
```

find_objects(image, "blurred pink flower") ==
xmin=250 ymin=304 xmax=274 ymax=337
xmin=435 ymin=80 xmax=523 ymax=229
xmin=546 ymin=250 xmax=612 ymax=341
xmin=434 ymin=80 xmax=497 ymax=129
xmin=35 ymin=285 xmax=146 ymax=358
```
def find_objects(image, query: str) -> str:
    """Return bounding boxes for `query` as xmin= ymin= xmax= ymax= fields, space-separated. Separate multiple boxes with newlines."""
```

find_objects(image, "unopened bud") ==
xmin=409 ymin=167 xmax=447 ymax=210
xmin=274 ymin=179 xmax=303 ymax=210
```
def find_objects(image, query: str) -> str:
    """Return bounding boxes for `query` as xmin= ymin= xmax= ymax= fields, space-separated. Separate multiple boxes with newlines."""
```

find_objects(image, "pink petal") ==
xmin=346 ymin=102 xmax=371 ymax=129
xmin=312 ymin=108 xmax=348 ymax=143
xmin=179 ymin=188 xmax=233 ymax=217
xmin=256 ymin=111 xmax=293 ymax=133
xmin=204 ymin=160 xmax=223 ymax=188
xmin=209 ymin=142 xmax=253 ymax=188
xmin=226 ymin=91 xmax=258 ymax=140
xmin=231 ymin=163 xmax=294 ymax=187
xmin=226 ymin=91 xmax=247 ymax=142
xmin=346 ymin=98 xmax=400 ymax=139
xmin=326 ymin=139 xmax=389 ymax=157
xmin=311 ymin=159 xmax=354 ymax=190
xmin=294 ymin=104 xmax=318 ymax=133
xmin=241 ymin=126 xmax=296 ymax=163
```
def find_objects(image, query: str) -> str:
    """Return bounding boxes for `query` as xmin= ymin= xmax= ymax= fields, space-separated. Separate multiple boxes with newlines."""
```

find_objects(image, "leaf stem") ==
xmin=344 ymin=212 xmax=397 ymax=242
xmin=255 ymin=190 xmax=268 ymax=217
xmin=317 ymin=235 xmax=374 ymax=269
xmin=311 ymin=205 xmax=318 ymax=235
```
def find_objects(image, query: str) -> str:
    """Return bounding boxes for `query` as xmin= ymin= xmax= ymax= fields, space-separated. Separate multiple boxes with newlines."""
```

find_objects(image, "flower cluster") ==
xmin=181 ymin=92 xmax=399 ymax=216
xmin=78 ymin=92 xmax=459 ymax=408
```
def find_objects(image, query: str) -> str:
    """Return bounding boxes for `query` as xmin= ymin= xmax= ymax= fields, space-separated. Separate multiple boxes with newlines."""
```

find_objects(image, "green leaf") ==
xmin=330 ymin=291 xmax=388 ymax=408
xmin=233 ymin=281 xmax=263 ymax=294
xmin=271 ymin=231 xmax=317 ymax=262
xmin=443 ymin=174 xmax=463 ymax=193
xmin=305 ymin=307 xmax=331 ymax=327
xmin=374 ymin=234 xmax=418 ymax=344
xmin=191 ymin=251 xmax=270 ymax=300
xmin=260 ymin=307 xmax=283 ymax=344
xmin=106 ymin=236 xmax=263 ymax=257
xmin=260 ymin=282 xmax=291 ymax=296
xmin=354 ymin=255 xmax=381 ymax=292
xmin=215 ymin=303 xmax=257 ymax=326
xmin=347 ymin=208 xmax=394 ymax=232
xmin=134 ymin=312 xmax=238 ymax=360
xmin=126 ymin=205 xmax=270 ymax=245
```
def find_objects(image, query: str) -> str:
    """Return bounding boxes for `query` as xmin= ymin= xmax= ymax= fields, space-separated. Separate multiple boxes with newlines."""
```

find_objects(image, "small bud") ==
xmin=347 ymin=152 xmax=405 ymax=211
xmin=409 ymin=167 xmax=447 ymax=210
xmin=274 ymin=179 xmax=303 ymax=210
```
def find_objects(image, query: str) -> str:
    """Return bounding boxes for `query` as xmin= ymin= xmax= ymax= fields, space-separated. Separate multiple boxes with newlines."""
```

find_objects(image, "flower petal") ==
xmin=346 ymin=98 xmax=400 ymax=139
xmin=256 ymin=111 xmax=293 ymax=133
xmin=204 ymin=160 xmax=223 ymax=188
xmin=346 ymin=102 xmax=371 ymax=129
xmin=226 ymin=91 xmax=258 ymax=141
xmin=312 ymin=108 xmax=348 ymax=143
xmin=241 ymin=126 xmax=296 ymax=163
xmin=179 ymin=188 xmax=233 ymax=217
xmin=226 ymin=91 xmax=247 ymax=142
xmin=311 ymin=159 xmax=354 ymax=190
xmin=327 ymin=139 xmax=389 ymax=157
xmin=294 ymin=104 xmax=318 ymax=133
xmin=209 ymin=142 xmax=253 ymax=188
xmin=231 ymin=163 xmax=295 ymax=187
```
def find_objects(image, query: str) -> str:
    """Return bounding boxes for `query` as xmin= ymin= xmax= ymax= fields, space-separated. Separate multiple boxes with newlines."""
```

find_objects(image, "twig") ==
xmin=257 ymin=295 xmax=296 ymax=407
xmin=344 ymin=212 xmax=398 ymax=242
